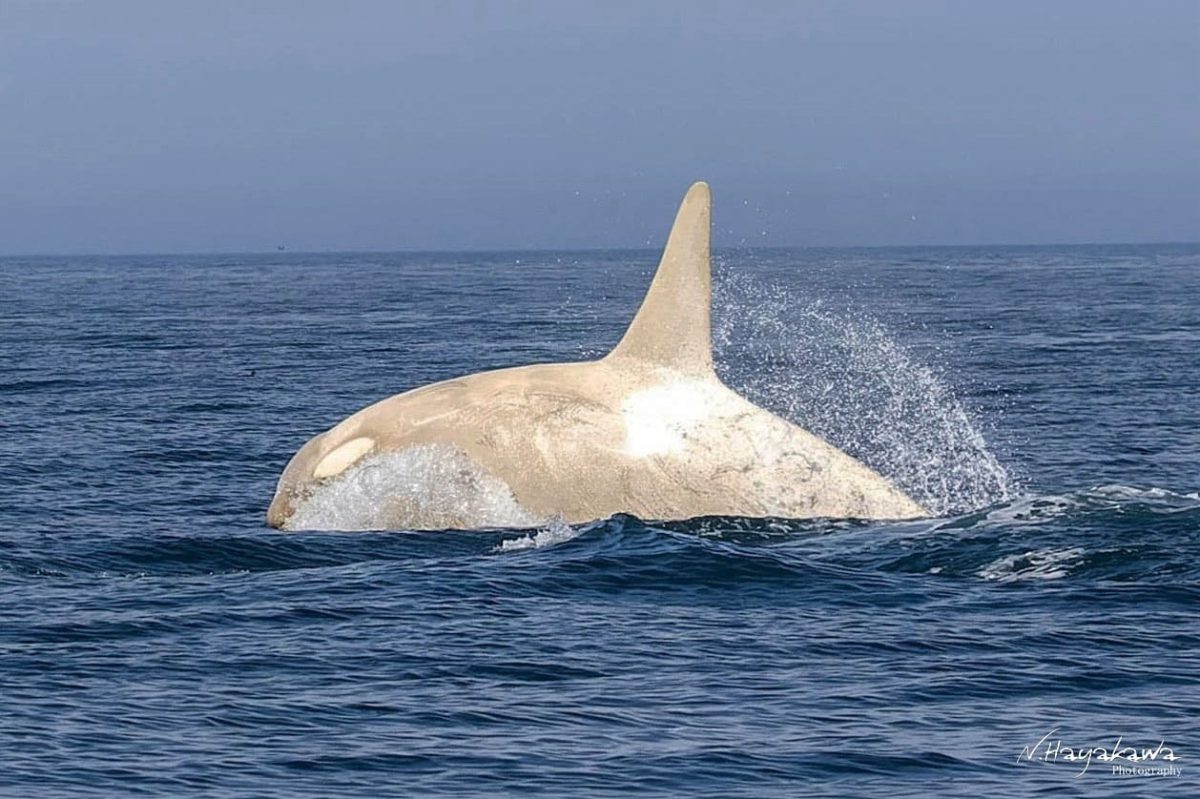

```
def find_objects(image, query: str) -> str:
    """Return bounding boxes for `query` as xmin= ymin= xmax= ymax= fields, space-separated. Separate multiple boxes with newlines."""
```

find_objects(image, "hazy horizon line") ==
xmin=3 ymin=239 xmax=1198 ymax=260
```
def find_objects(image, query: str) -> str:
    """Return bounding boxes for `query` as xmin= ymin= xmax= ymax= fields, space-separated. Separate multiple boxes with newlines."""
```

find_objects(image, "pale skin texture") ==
xmin=267 ymin=183 xmax=927 ymax=529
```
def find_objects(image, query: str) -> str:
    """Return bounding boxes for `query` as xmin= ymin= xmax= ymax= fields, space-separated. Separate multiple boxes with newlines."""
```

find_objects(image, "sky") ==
xmin=0 ymin=0 xmax=1197 ymax=253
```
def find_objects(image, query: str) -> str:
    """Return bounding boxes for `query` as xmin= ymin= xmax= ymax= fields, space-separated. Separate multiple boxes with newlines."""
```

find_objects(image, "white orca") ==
xmin=267 ymin=182 xmax=926 ymax=530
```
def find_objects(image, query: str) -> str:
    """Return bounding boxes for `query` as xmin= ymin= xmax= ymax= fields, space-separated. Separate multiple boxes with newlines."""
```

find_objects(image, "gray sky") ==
xmin=1 ymin=0 xmax=1197 ymax=253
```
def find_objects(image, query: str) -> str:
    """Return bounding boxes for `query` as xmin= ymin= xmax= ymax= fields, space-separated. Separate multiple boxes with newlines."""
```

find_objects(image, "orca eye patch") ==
xmin=313 ymin=437 xmax=375 ymax=479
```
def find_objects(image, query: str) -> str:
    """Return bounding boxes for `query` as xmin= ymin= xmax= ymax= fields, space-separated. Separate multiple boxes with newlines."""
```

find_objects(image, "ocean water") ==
xmin=1 ymin=244 xmax=1198 ymax=797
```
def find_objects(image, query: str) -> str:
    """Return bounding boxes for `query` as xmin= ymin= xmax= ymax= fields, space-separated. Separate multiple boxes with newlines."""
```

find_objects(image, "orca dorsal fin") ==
xmin=607 ymin=181 xmax=714 ymax=377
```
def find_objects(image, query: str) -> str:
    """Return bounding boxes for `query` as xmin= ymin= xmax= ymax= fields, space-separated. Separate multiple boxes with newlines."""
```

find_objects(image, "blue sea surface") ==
xmin=2 ymin=245 xmax=1198 ymax=797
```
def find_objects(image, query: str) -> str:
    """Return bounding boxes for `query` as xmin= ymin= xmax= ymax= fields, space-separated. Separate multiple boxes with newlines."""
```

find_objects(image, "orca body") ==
xmin=267 ymin=183 xmax=926 ymax=529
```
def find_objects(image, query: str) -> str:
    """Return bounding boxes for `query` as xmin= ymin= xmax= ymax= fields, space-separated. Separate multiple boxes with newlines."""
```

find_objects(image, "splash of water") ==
xmin=286 ymin=444 xmax=540 ymax=532
xmin=713 ymin=268 xmax=1014 ymax=515
xmin=496 ymin=516 xmax=581 ymax=552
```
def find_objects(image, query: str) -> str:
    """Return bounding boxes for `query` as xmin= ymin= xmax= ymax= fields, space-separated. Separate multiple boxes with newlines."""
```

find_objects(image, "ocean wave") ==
xmin=977 ymin=547 xmax=1086 ymax=582
xmin=2 ymin=486 xmax=1195 ymax=588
